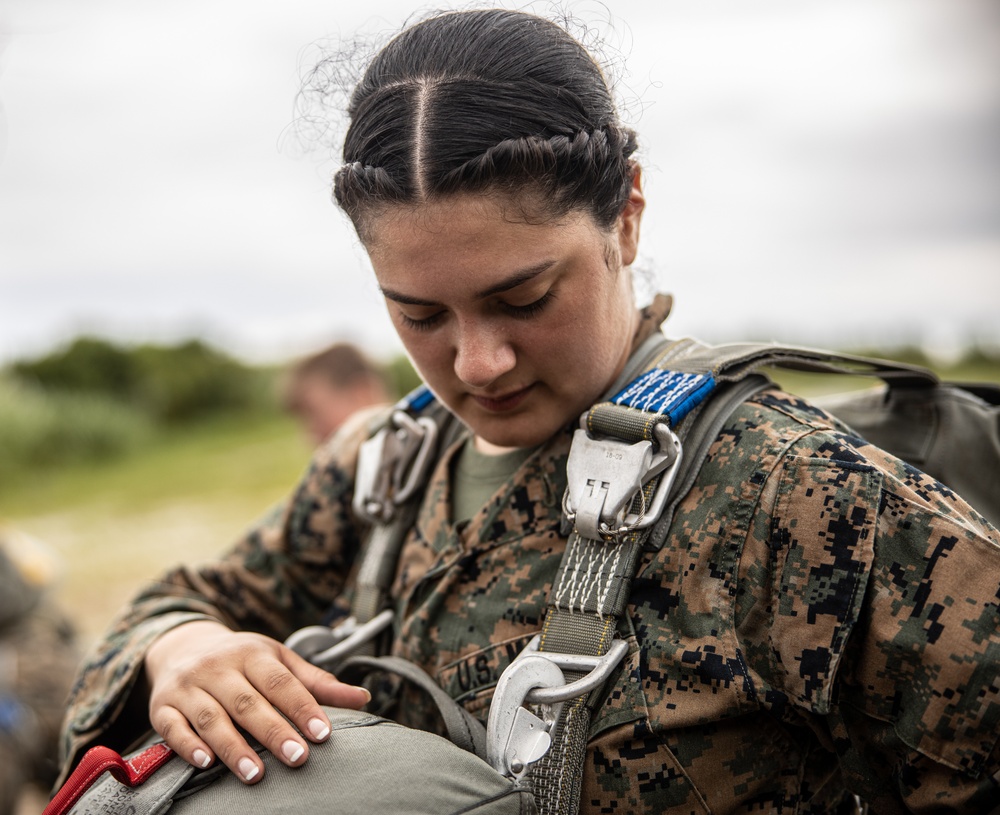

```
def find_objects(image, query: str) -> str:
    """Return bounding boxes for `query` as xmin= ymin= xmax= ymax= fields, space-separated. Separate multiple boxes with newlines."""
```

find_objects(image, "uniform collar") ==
xmin=632 ymin=293 xmax=673 ymax=350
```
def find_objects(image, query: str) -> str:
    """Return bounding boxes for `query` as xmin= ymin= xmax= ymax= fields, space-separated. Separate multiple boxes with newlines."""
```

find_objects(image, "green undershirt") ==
xmin=450 ymin=439 xmax=535 ymax=524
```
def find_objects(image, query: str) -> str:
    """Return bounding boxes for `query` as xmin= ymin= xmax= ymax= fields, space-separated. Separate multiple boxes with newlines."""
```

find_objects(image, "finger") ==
xmin=150 ymin=704 xmax=214 ymax=771
xmin=245 ymin=647 xmax=369 ymax=745
xmin=181 ymin=688 xmax=268 ymax=784
xmin=219 ymin=672 xmax=313 ymax=774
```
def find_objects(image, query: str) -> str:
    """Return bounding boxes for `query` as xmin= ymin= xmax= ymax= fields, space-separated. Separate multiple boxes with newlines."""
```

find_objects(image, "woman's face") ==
xmin=365 ymin=182 xmax=645 ymax=451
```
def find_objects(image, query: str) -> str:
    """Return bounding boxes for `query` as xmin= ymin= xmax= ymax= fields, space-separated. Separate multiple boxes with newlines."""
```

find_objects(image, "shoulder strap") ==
xmin=285 ymin=388 xmax=458 ymax=669
xmin=349 ymin=389 xmax=451 ymax=631
xmin=660 ymin=338 xmax=1000 ymax=528
xmin=525 ymin=339 xmax=773 ymax=815
xmin=522 ymin=337 xmax=952 ymax=812
xmin=662 ymin=338 xmax=939 ymax=387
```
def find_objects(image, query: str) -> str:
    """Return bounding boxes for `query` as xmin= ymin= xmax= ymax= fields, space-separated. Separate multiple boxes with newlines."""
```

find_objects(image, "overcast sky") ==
xmin=1 ymin=0 xmax=998 ymax=366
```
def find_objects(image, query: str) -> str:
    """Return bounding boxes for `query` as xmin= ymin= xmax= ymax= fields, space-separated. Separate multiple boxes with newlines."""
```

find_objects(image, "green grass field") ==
xmin=3 ymin=413 xmax=311 ymax=642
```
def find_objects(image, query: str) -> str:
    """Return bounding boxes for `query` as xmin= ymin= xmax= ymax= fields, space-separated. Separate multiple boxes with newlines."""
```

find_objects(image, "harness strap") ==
xmin=528 ymin=336 xmax=937 ymax=812
xmin=530 ymin=337 xmax=950 ymax=814
xmin=529 ymin=347 xmax=723 ymax=815
xmin=661 ymin=339 xmax=939 ymax=387
xmin=352 ymin=387 xmax=441 ymax=623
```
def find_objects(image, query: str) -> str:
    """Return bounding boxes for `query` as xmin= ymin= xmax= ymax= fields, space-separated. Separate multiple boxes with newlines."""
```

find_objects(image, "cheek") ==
xmin=398 ymin=333 xmax=453 ymax=382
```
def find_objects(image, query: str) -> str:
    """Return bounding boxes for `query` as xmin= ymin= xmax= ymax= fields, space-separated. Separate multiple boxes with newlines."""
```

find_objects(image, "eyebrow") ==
xmin=380 ymin=260 xmax=555 ymax=306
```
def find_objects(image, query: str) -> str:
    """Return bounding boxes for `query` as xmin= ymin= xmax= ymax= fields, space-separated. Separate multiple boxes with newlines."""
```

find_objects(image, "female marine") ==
xmin=60 ymin=10 xmax=1000 ymax=813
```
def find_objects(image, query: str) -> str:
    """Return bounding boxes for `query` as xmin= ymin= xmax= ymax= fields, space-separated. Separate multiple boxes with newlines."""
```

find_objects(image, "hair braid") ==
xmin=333 ymin=162 xmax=407 ymax=215
xmin=435 ymin=125 xmax=636 ymax=226
xmin=332 ymin=10 xmax=640 ymax=235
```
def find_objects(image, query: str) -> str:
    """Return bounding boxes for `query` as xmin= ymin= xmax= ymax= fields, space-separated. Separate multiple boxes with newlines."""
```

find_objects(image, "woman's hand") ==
xmin=144 ymin=620 xmax=370 ymax=783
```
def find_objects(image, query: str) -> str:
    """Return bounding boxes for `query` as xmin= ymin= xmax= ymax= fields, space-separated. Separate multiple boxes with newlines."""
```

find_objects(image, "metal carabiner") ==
xmin=486 ymin=654 xmax=565 ymax=781
xmin=521 ymin=637 xmax=630 ymax=706
xmin=562 ymin=421 xmax=682 ymax=541
xmin=486 ymin=635 xmax=630 ymax=781
xmin=284 ymin=609 xmax=394 ymax=671
xmin=352 ymin=410 xmax=438 ymax=523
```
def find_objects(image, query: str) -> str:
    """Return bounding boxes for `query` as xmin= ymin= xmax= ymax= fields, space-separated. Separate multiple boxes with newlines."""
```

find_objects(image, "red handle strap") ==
xmin=43 ymin=743 xmax=175 ymax=815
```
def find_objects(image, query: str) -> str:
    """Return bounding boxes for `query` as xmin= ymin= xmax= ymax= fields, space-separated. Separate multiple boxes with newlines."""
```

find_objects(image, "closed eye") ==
xmin=500 ymin=291 xmax=554 ymax=320
xmin=398 ymin=310 xmax=445 ymax=331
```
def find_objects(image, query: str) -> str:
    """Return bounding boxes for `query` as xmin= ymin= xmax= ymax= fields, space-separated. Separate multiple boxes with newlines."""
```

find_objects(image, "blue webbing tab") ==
xmin=404 ymin=385 xmax=436 ymax=413
xmin=612 ymin=368 xmax=716 ymax=426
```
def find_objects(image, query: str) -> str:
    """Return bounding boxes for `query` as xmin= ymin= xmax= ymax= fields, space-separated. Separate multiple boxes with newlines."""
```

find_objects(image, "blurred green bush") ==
xmin=11 ymin=337 xmax=272 ymax=423
xmin=2 ymin=337 xmax=283 ymax=484
xmin=0 ymin=376 xmax=153 ymax=486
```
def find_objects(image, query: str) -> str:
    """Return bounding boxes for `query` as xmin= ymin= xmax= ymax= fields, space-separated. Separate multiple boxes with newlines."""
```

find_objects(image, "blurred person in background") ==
xmin=0 ymin=530 xmax=79 ymax=812
xmin=282 ymin=342 xmax=390 ymax=446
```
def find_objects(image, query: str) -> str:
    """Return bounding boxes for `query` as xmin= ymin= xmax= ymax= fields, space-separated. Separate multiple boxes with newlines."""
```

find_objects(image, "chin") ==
xmin=470 ymin=419 xmax=555 ymax=451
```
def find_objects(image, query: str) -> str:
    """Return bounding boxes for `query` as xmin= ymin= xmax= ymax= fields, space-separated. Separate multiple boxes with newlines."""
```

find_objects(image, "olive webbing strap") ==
xmin=350 ymin=512 xmax=418 ymax=657
xmin=529 ymin=355 xmax=720 ymax=815
xmin=528 ymin=517 xmax=651 ymax=815
xmin=337 ymin=654 xmax=488 ymax=758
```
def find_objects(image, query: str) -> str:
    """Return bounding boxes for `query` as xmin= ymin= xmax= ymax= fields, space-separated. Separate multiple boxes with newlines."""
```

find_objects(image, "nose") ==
xmin=453 ymin=320 xmax=516 ymax=389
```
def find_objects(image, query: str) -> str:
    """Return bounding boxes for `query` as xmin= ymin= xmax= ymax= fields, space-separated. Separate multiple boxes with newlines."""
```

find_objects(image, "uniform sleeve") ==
xmin=747 ymin=428 xmax=1000 ymax=812
xmin=57 ymin=409 xmax=380 ymax=785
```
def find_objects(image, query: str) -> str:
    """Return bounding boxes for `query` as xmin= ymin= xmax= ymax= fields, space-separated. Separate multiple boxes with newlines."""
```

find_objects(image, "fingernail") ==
xmin=193 ymin=749 xmax=211 ymax=769
xmin=356 ymin=686 xmax=372 ymax=703
xmin=238 ymin=757 xmax=259 ymax=781
xmin=282 ymin=740 xmax=305 ymax=763
xmin=308 ymin=718 xmax=330 ymax=740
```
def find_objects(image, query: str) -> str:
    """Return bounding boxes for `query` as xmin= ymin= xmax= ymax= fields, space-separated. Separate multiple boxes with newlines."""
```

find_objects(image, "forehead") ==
xmin=364 ymin=194 xmax=607 ymax=292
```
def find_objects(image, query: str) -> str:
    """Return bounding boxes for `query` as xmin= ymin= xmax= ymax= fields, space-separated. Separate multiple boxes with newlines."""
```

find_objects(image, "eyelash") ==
xmin=501 ymin=291 xmax=554 ymax=320
xmin=399 ymin=311 xmax=444 ymax=332
xmin=399 ymin=292 xmax=554 ymax=331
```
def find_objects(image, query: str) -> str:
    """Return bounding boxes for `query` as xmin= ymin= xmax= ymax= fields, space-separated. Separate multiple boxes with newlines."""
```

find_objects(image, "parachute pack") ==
xmin=45 ymin=336 xmax=1000 ymax=815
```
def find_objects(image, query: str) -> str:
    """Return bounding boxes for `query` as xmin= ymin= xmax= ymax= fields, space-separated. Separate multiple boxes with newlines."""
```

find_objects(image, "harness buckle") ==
xmin=486 ymin=635 xmax=629 ymax=781
xmin=562 ymin=421 xmax=683 ymax=540
xmin=284 ymin=609 xmax=394 ymax=671
xmin=353 ymin=410 xmax=439 ymax=524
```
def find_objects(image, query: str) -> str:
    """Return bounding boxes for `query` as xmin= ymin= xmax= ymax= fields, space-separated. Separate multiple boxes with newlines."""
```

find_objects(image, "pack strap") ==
xmin=287 ymin=388 xmax=453 ymax=668
xmin=662 ymin=339 xmax=939 ymax=388
xmin=527 ymin=337 xmax=943 ymax=812
xmin=42 ymin=743 xmax=177 ymax=815
xmin=337 ymin=654 xmax=488 ymax=759
xmin=351 ymin=390 xmax=441 ymax=616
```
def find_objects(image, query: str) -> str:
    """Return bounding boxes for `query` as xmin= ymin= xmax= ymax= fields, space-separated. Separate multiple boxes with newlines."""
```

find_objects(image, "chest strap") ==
xmin=286 ymin=386 xmax=450 ymax=668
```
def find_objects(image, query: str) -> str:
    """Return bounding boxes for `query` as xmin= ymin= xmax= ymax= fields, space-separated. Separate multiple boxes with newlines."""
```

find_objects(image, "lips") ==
xmin=471 ymin=384 xmax=534 ymax=412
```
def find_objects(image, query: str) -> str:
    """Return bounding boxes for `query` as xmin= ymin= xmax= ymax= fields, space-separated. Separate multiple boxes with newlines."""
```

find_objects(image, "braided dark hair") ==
xmin=334 ymin=10 xmax=638 ymax=239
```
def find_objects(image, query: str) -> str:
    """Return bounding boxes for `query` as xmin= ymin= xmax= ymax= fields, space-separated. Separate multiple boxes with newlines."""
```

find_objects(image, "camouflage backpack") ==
xmin=44 ymin=337 xmax=999 ymax=815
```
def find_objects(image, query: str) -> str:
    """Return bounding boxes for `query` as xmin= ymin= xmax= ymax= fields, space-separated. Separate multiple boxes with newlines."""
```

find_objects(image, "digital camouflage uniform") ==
xmin=60 ymin=298 xmax=1000 ymax=813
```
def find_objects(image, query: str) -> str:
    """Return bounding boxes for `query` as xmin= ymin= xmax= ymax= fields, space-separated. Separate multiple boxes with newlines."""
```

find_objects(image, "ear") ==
xmin=616 ymin=165 xmax=645 ymax=267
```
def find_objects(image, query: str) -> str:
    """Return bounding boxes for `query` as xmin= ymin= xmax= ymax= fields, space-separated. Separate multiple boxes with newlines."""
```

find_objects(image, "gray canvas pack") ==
xmin=64 ymin=707 xmax=534 ymax=815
